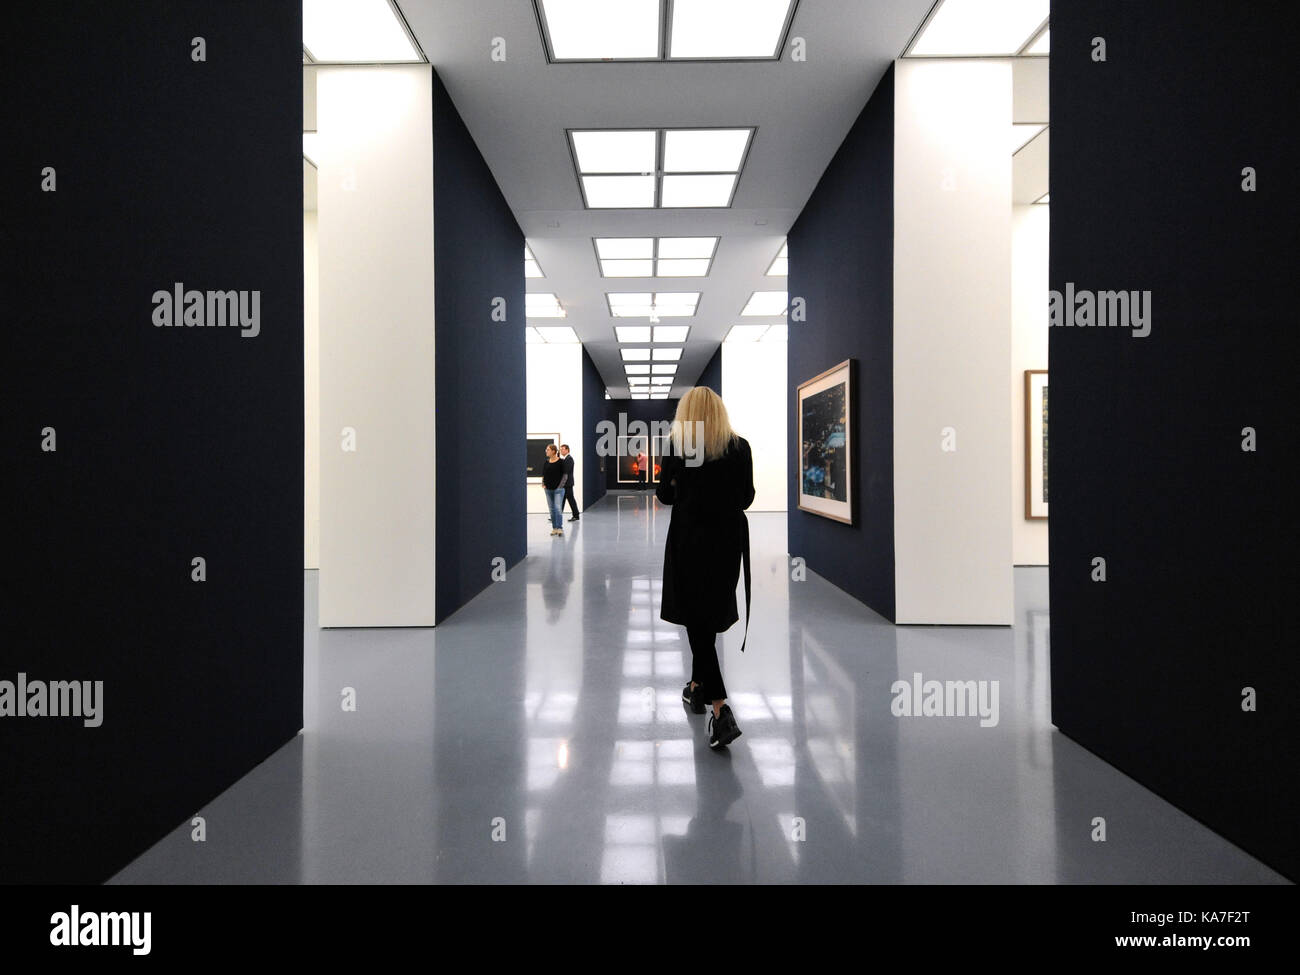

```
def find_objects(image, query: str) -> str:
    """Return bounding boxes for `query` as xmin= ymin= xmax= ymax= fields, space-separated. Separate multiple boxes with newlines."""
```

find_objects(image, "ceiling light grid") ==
xmin=594 ymin=236 xmax=718 ymax=277
xmin=302 ymin=0 xmax=426 ymax=63
xmin=606 ymin=291 xmax=700 ymax=319
xmin=903 ymin=0 xmax=1048 ymax=58
xmin=534 ymin=0 xmax=800 ymax=63
xmin=526 ymin=292 xmax=567 ymax=319
xmin=741 ymin=290 xmax=788 ymax=317
xmin=570 ymin=128 xmax=755 ymax=209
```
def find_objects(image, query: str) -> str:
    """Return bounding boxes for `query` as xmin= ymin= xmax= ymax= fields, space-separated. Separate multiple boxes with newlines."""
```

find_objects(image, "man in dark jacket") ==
xmin=560 ymin=444 xmax=578 ymax=522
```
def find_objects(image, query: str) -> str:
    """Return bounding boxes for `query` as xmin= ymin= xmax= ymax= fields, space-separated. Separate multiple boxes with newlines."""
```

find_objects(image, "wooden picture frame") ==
xmin=797 ymin=358 xmax=854 ymax=524
xmin=1024 ymin=370 xmax=1048 ymax=519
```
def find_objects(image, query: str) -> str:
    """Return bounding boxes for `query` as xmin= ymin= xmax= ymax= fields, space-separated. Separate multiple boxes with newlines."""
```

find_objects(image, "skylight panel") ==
xmin=657 ymin=237 xmax=717 ymax=259
xmin=656 ymin=259 xmax=710 ymax=277
xmin=741 ymin=291 xmax=788 ymax=316
xmin=573 ymin=130 xmax=750 ymax=209
xmin=661 ymin=174 xmax=736 ymax=208
xmin=303 ymin=0 xmax=422 ymax=62
xmin=596 ymin=238 xmax=654 ymax=259
xmin=602 ymin=259 xmax=655 ymax=276
xmin=663 ymin=129 xmax=751 ymax=172
xmin=526 ymin=293 xmax=566 ymax=318
xmin=582 ymin=175 xmax=655 ymax=208
xmin=908 ymin=0 xmax=1049 ymax=57
xmin=725 ymin=324 xmax=768 ymax=342
xmin=668 ymin=0 xmax=794 ymax=59
xmin=540 ymin=0 xmax=661 ymax=60
xmin=572 ymin=130 xmax=657 ymax=173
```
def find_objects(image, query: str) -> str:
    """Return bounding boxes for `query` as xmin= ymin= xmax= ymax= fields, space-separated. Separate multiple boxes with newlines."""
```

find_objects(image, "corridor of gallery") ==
xmin=110 ymin=495 xmax=1285 ymax=885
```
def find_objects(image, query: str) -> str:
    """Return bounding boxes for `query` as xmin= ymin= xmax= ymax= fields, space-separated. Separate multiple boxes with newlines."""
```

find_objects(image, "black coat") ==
xmin=656 ymin=436 xmax=755 ymax=633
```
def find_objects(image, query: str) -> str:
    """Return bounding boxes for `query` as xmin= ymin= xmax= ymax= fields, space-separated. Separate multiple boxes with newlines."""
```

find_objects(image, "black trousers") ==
xmin=686 ymin=626 xmax=728 ymax=702
xmin=563 ymin=483 xmax=578 ymax=517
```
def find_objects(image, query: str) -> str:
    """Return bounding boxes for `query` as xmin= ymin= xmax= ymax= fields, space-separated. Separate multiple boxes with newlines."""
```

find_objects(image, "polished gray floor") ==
xmin=110 ymin=492 xmax=1286 ymax=884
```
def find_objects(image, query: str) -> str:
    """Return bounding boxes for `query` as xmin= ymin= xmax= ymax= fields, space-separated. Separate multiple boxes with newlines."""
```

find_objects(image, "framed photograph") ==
xmin=526 ymin=433 xmax=560 ymax=482
xmin=650 ymin=434 xmax=670 ymax=483
xmin=617 ymin=434 xmax=649 ymax=485
xmin=797 ymin=359 xmax=853 ymax=524
xmin=1024 ymin=370 xmax=1048 ymax=519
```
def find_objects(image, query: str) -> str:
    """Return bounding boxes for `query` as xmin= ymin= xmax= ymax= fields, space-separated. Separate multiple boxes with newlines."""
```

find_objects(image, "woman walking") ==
xmin=542 ymin=443 xmax=568 ymax=536
xmin=656 ymin=387 xmax=755 ymax=749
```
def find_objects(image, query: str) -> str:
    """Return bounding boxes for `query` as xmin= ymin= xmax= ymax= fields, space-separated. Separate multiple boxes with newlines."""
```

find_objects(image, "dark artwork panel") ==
xmin=526 ymin=437 xmax=556 ymax=478
xmin=801 ymin=383 xmax=848 ymax=501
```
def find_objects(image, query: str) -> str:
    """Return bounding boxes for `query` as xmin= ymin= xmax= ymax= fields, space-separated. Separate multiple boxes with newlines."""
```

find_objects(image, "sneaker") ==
xmin=708 ymin=705 xmax=742 ymax=749
xmin=568 ymin=516 xmax=579 ymax=522
xmin=681 ymin=682 xmax=706 ymax=714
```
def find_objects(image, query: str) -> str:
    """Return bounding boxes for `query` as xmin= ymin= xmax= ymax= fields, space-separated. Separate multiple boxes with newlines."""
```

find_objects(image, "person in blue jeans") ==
xmin=541 ymin=443 xmax=569 ymax=536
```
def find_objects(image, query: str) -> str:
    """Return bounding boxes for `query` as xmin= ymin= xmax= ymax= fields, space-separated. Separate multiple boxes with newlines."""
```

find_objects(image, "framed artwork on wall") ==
xmin=797 ymin=358 xmax=853 ymax=524
xmin=526 ymin=433 xmax=560 ymax=482
xmin=617 ymin=435 xmax=649 ymax=485
xmin=1024 ymin=370 xmax=1048 ymax=519
xmin=650 ymin=434 xmax=670 ymax=483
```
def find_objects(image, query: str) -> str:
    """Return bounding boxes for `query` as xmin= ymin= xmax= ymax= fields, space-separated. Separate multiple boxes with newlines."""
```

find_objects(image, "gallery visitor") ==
xmin=560 ymin=444 xmax=579 ymax=522
xmin=542 ymin=443 xmax=569 ymax=536
xmin=656 ymin=386 xmax=755 ymax=749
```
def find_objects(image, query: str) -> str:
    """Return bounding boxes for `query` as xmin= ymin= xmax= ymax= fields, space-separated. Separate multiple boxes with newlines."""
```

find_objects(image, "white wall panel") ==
xmin=723 ymin=339 xmax=788 ymax=511
xmin=893 ymin=60 xmax=1014 ymax=624
xmin=317 ymin=65 xmax=437 ymax=626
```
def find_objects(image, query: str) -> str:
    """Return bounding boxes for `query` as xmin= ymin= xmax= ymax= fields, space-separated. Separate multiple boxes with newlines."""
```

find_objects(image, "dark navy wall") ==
xmin=0 ymin=1 xmax=303 ymax=883
xmin=1049 ymin=1 xmax=1297 ymax=880
xmin=787 ymin=65 xmax=895 ymax=621
xmin=581 ymin=348 xmax=607 ymax=510
xmin=432 ymin=70 xmax=527 ymax=622
xmin=697 ymin=345 xmax=723 ymax=395
xmin=604 ymin=398 xmax=679 ymax=489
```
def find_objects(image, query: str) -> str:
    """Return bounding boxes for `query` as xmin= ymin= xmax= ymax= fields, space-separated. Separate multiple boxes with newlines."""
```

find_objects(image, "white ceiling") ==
xmin=399 ymin=0 xmax=936 ymax=396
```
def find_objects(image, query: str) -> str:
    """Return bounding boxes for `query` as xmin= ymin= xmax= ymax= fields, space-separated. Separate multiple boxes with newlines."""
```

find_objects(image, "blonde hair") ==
xmin=671 ymin=386 xmax=738 ymax=461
